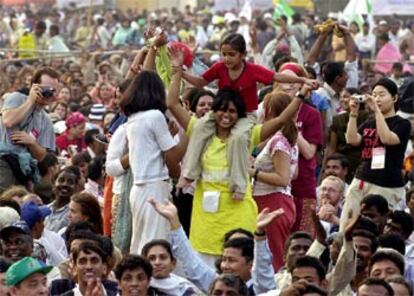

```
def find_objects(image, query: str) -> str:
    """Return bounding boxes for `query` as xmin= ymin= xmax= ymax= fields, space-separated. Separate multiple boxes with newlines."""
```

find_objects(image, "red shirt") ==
xmin=291 ymin=103 xmax=324 ymax=199
xmin=202 ymin=61 xmax=275 ymax=112
xmin=56 ymin=132 xmax=87 ymax=153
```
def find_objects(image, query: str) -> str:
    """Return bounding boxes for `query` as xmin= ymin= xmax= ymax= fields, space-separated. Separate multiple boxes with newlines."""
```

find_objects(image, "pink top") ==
xmin=253 ymin=131 xmax=299 ymax=196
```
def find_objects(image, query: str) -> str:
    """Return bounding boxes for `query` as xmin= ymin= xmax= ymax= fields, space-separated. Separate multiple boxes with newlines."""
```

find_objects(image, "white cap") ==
xmin=379 ymin=20 xmax=388 ymax=26
xmin=264 ymin=13 xmax=273 ymax=20
xmin=54 ymin=120 xmax=67 ymax=135
xmin=0 ymin=207 xmax=20 ymax=231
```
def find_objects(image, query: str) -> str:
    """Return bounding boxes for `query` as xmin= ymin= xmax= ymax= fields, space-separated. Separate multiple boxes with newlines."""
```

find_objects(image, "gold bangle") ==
xmin=349 ymin=113 xmax=358 ymax=118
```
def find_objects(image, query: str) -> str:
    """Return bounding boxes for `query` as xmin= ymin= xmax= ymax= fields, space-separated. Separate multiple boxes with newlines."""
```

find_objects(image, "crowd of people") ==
xmin=0 ymin=2 xmax=414 ymax=296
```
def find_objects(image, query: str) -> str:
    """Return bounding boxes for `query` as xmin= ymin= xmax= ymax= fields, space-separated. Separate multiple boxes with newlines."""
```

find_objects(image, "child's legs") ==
xmin=228 ymin=113 xmax=257 ymax=193
xmin=339 ymin=178 xmax=365 ymax=231
xmin=183 ymin=112 xmax=216 ymax=180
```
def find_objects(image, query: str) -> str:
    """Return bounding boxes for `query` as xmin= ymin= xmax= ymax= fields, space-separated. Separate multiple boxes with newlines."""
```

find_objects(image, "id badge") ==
xmin=371 ymin=147 xmax=385 ymax=170
xmin=202 ymin=191 xmax=220 ymax=213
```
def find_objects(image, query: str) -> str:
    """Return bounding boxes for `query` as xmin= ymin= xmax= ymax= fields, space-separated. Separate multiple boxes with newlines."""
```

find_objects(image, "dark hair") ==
xmin=37 ymin=152 xmax=58 ymax=177
xmin=369 ymin=249 xmax=405 ymax=276
xmin=54 ymin=166 xmax=79 ymax=184
xmin=373 ymin=77 xmax=398 ymax=97
xmin=293 ymin=256 xmax=326 ymax=282
xmin=0 ymin=256 xmax=11 ymax=273
xmin=31 ymin=67 xmax=59 ymax=85
xmin=392 ymin=62 xmax=403 ymax=71
xmin=344 ymin=87 xmax=360 ymax=95
xmin=326 ymin=153 xmax=349 ymax=169
xmin=66 ymin=228 xmax=99 ymax=252
xmin=72 ymin=151 xmax=91 ymax=166
xmin=355 ymin=217 xmax=380 ymax=236
xmin=378 ymin=33 xmax=390 ymax=42
xmin=361 ymin=194 xmax=389 ymax=216
xmin=87 ymin=156 xmax=105 ymax=182
xmin=114 ymin=254 xmax=152 ymax=280
xmin=210 ymin=274 xmax=248 ymax=296
xmin=324 ymin=62 xmax=345 ymax=85
xmin=359 ymin=278 xmax=394 ymax=296
xmin=220 ymin=33 xmax=246 ymax=54
xmin=70 ymin=193 xmax=103 ymax=234
xmin=352 ymin=230 xmax=379 ymax=253
xmin=285 ymin=231 xmax=313 ymax=253
xmin=35 ymin=20 xmax=47 ymax=31
xmin=386 ymin=276 xmax=413 ymax=295
xmin=212 ymin=88 xmax=246 ymax=118
xmin=84 ymin=129 xmax=100 ymax=145
xmin=379 ymin=233 xmax=405 ymax=255
xmin=49 ymin=24 xmax=59 ymax=36
xmin=189 ymin=89 xmax=215 ymax=113
xmin=223 ymin=237 xmax=254 ymax=262
xmin=302 ymin=284 xmax=328 ymax=296
xmin=388 ymin=210 xmax=414 ymax=238
xmin=118 ymin=79 xmax=132 ymax=94
xmin=224 ymin=228 xmax=254 ymax=242
xmin=72 ymin=241 xmax=108 ymax=264
xmin=305 ymin=65 xmax=317 ymax=79
xmin=120 ymin=70 xmax=166 ymax=116
xmin=142 ymin=239 xmax=175 ymax=261
xmin=264 ymin=91 xmax=297 ymax=145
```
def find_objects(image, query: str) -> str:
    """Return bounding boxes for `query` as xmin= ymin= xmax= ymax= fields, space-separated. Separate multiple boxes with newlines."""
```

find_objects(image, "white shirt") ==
xmin=105 ymin=123 xmax=128 ymax=195
xmin=354 ymin=32 xmax=376 ymax=54
xmin=39 ymin=229 xmax=68 ymax=266
xmin=127 ymin=110 xmax=176 ymax=184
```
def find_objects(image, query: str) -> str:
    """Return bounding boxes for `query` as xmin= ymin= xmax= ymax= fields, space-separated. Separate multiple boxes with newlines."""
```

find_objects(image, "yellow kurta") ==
xmin=186 ymin=117 xmax=261 ymax=255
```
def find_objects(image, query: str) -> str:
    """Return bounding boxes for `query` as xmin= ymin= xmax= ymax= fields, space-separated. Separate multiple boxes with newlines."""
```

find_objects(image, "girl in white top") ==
xmin=119 ymin=71 xmax=185 ymax=254
xmin=250 ymin=91 xmax=302 ymax=272
xmin=142 ymin=239 xmax=201 ymax=296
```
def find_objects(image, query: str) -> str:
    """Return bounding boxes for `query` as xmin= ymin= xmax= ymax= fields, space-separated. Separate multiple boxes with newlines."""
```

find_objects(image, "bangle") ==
xmin=349 ymin=113 xmax=358 ymax=118
xmin=254 ymin=230 xmax=266 ymax=236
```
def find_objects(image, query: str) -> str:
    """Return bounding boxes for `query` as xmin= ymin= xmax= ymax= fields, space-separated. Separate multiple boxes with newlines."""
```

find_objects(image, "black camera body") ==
xmin=41 ymin=87 xmax=55 ymax=98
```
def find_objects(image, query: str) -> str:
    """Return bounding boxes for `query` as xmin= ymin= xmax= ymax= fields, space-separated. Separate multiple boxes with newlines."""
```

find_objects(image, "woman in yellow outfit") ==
xmin=166 ymin=63 xmax=308 ymax=263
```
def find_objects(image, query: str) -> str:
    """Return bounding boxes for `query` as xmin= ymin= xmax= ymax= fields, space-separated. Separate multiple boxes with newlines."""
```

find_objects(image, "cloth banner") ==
xmin=372 ymin=0 xmax=414 ymax=15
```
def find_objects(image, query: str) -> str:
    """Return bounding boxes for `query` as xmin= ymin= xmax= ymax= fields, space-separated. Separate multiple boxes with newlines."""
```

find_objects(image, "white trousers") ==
xmin=129 ymin=180 xmax=171 ymax=254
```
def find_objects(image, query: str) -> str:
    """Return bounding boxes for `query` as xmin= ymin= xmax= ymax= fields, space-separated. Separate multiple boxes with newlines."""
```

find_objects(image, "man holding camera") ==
xmin=0 ymin=67 xmax=59 ymax=192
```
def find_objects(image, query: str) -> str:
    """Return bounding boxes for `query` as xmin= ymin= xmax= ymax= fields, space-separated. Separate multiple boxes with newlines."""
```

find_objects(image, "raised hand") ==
xmin=304 ymin=78 xmax=319 ymax=90
xmin=144 ymin=26 xmax=156 ymax=41
xmin=149 ymin=198 xmax=181 ymax=229
xmin=349 ymin=95 xmax=361 ymax=115
xmin=153 ymin=30 xmax=168 ymax=47
xmin=168 ymin=46 xmax=185 ymax=69
xmin=84 ymin=277 xmax=105 ymax=296
xmin=256 ymin=207 xmax=285 ymax=234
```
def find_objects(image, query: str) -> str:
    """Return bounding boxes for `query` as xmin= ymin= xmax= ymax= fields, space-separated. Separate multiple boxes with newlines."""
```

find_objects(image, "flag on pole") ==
xmin=273 ymin=0 xmax=295 ymax=20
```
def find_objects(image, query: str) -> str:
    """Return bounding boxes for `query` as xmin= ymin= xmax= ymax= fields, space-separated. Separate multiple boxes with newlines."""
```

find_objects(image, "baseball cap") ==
xmin=20 ymin=202 xmax=51 ymax=229
xmin=0 ymin=220 xmax=31 ymax=240
xmin=6 ymin=257 xmax=52 ymax=287
xmin=0 ymin=207 xmax=20 ymax=231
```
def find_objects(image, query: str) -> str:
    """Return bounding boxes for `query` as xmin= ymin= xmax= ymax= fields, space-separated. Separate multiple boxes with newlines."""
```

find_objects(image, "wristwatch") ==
xmin=295 ymin=91 xmax=306 ymax=101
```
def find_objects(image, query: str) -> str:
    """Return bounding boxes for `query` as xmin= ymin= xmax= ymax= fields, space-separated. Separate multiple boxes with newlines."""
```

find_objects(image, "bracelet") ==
xmin=254 ymin=230 xmax=266 ymax=236
xmin=349 ymin=113 xmax=358 ymax=118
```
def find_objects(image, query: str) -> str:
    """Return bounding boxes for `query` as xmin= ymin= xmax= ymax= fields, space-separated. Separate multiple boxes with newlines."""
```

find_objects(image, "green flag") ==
xmin=273 ymin=0 xmax=295 ymax=20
